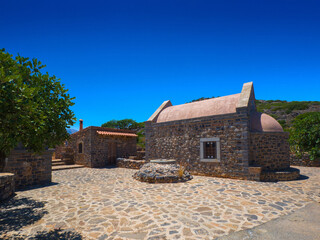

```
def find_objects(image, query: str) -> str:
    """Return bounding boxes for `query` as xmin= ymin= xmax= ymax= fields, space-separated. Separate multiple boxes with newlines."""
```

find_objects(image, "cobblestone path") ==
xmin=1 ymin=166 xmax=319 ymax=240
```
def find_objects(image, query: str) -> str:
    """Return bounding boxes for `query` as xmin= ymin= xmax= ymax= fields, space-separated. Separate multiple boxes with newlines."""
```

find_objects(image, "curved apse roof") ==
xmin=156 ymin=94 xmax=241 ymax=123
xmin=250 ymin=112 xmax=284 ymax=132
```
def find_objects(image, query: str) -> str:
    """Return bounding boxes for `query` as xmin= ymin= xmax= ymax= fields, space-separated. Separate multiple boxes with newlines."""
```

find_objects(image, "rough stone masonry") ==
xmin=145 ymin=82 xmax=299 ymax=181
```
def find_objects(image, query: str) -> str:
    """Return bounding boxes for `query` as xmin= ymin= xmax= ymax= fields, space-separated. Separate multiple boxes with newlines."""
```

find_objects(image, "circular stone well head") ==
xmin=149 ymin=159 xmax=176 ymax=164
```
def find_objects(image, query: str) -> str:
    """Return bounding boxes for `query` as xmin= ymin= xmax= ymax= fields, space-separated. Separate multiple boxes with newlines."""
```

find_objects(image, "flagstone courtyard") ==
xmin=1 ymin=166 xmax=319 ymax=240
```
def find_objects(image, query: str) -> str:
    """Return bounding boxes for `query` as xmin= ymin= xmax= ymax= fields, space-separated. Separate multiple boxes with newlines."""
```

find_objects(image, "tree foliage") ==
xmin=0 ymin=49 xmax=76 ymax=170
xmin=101 ymin=119 xmax=144 ymax=130
xmin=289 ymin=112 xmax=320 ymax=160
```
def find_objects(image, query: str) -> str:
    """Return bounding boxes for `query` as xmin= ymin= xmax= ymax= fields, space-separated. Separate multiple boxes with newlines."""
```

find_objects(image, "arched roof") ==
xmin=250 ymin=112 xmax=284 ymax=132
xmin=156 ymin=94 xmax=240 ymax=123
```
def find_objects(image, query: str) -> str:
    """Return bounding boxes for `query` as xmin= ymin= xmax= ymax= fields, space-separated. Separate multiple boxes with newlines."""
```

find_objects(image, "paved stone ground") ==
xmin=1 ymin=166 xmax=319 ymax=240
xmin=217 ymin=202 xmax=320 ymax=240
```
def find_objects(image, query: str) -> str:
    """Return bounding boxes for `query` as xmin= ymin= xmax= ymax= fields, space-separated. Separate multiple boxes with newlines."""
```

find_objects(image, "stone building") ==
xmin=67 ymin=120 xmax=137 ymax=168
xmin=145 ymin=82 xmax=299 ymax=181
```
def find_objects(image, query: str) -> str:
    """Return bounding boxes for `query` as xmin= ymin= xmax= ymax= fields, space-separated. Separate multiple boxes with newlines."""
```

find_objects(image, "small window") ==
xmin=200 ymin=137 xmax=221 ymax=162
xmin=204 ymin=141 xmax=217 ymax=159
xmin=78 ymin=143 xmax=83 ymax=153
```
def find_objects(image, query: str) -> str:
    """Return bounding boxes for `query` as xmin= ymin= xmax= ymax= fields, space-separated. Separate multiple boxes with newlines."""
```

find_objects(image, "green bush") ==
xmin=289 ymin=112 xmax=320 ymax=160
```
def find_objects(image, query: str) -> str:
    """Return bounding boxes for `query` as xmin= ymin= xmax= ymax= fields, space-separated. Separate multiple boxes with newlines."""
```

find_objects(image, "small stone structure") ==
xmin=145 ymin=82 xmax=299 ymax=181
xmin=3 ymin=147 xmax=53 ymax=189
xmin=0 ymin=173 xmax=15 ymax=201
xmin=133 ymin=159 xmax=193 ymax=183
xmin=65 ymin=121 xmax=138 ymax=168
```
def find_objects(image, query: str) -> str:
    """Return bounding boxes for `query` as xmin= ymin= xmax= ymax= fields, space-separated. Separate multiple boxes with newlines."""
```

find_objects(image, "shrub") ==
xmin=289 ymin=112 xmax=320 ymax=160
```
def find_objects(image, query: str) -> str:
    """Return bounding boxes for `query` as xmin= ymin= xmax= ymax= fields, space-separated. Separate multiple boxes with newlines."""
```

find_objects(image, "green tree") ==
xmin=101 ymin=119 xmax=144 ymax=130
xmin=0 ymin=49 xmax=76 ymax=171
xmin=289 ymin=112 xmax=320 ymax=160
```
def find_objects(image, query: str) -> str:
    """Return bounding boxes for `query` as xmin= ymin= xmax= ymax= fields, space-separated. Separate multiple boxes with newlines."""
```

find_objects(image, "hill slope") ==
xmin=256 ymin=100 xmax=320 ymax=129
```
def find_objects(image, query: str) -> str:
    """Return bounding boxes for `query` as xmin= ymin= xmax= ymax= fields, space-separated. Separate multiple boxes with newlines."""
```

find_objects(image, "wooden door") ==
xmin=108 ymin=142 xmax=117 ymax=165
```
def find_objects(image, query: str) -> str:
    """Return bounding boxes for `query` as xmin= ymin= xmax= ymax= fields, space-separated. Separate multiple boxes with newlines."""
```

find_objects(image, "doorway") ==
xmin=108 ymin=142 xmax=117 ymax=165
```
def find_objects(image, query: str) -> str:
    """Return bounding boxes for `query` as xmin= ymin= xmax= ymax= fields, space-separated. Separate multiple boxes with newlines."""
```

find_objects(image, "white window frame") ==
xmin=200 ymin=137 xmax=221 ymax=162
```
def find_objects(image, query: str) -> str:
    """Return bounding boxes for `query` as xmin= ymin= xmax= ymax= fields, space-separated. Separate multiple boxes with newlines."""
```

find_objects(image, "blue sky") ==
xmin=1 ymin=0 xmax=319 ymax=129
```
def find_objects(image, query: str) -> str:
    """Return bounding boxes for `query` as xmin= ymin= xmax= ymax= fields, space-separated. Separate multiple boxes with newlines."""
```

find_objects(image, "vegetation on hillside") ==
xmin=256 ymin=100 xmax=320 ymax=114
xmin=0 ymin=49 xmax=76 ymax=171
xmin=256 ymin=100 xmax=320 ymax=130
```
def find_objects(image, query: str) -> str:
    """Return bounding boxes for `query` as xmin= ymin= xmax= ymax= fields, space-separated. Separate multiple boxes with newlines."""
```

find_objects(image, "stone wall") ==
xmin=54 ymin=144 xmax=65 ymax=159
xmin=145 ymin=110 xmax=252 ymax=180
xmin=3 ymin=149 xmax=53 ymax=189
xmin=290 ymin=153 xmax=320 ymax=167
xmin=0 ymin=173 xmax=15 ymax=201
xmin=249 ymin=132 xmax=290 ymax=171
xmin=69 ymin=127 xmax=137 ymax=168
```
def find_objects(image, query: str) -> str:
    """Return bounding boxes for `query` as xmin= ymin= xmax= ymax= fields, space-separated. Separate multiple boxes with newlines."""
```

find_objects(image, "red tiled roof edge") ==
xmin=96 ymin=131 xmax=138 ymax=137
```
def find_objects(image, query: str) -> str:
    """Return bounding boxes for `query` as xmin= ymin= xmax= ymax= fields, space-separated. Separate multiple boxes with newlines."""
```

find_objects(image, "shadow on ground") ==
xmin=0 ymin=197 xmax=47 ymax=233
xmin=298 ymin=174 xmax=309 ymax=180
xmin=2 ymin=229 xmax=83 ymax=240
xmin=17 ymin=182 xmax=59 ymax=192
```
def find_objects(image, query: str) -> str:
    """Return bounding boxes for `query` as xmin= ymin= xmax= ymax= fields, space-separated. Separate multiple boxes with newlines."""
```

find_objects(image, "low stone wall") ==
xmin=260 ymin=167 xmax=300 ymax=182
xmin=116 ymin=158 xmax=146 ymax=169
xmin=0 ymin=173 xmax=15 ymax=201
xmin=290 ymin=153 xmax=320 ymax=167
xmin=3 ymin=149 xmax=53 ymax=189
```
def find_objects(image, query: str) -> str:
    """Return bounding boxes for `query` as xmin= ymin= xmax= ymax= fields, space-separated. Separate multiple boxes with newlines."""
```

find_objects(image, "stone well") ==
xmin=133 ymin=159 xmax=193 ymax=183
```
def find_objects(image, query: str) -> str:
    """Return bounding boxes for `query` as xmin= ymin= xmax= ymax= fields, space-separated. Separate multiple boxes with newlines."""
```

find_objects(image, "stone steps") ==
xmin=52 ymin=164 xmax=85 ymax=171
xmin=52 ymin=159 xmax=85 ymax=171
xmin=52 ymin=159 xmax=66 ymax=166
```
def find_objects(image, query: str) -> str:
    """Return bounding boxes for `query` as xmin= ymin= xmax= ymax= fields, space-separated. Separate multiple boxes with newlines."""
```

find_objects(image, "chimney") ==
xmin=79 ymin=119 xmax=83 ymax=131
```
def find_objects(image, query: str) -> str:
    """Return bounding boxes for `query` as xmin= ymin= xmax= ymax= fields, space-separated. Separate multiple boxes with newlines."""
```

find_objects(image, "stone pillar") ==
xmin=145 ymin=121 xmax=153 ymax=160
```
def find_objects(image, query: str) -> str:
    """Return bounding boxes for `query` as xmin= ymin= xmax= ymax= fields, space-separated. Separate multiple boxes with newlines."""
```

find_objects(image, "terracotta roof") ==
xmin=156 ymin=94 xmax=241 ymax=123
xmin=250 ymin=112 xmax=284 ymax=132
xmin=97 ymin=131 xmax=138 ymax=137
